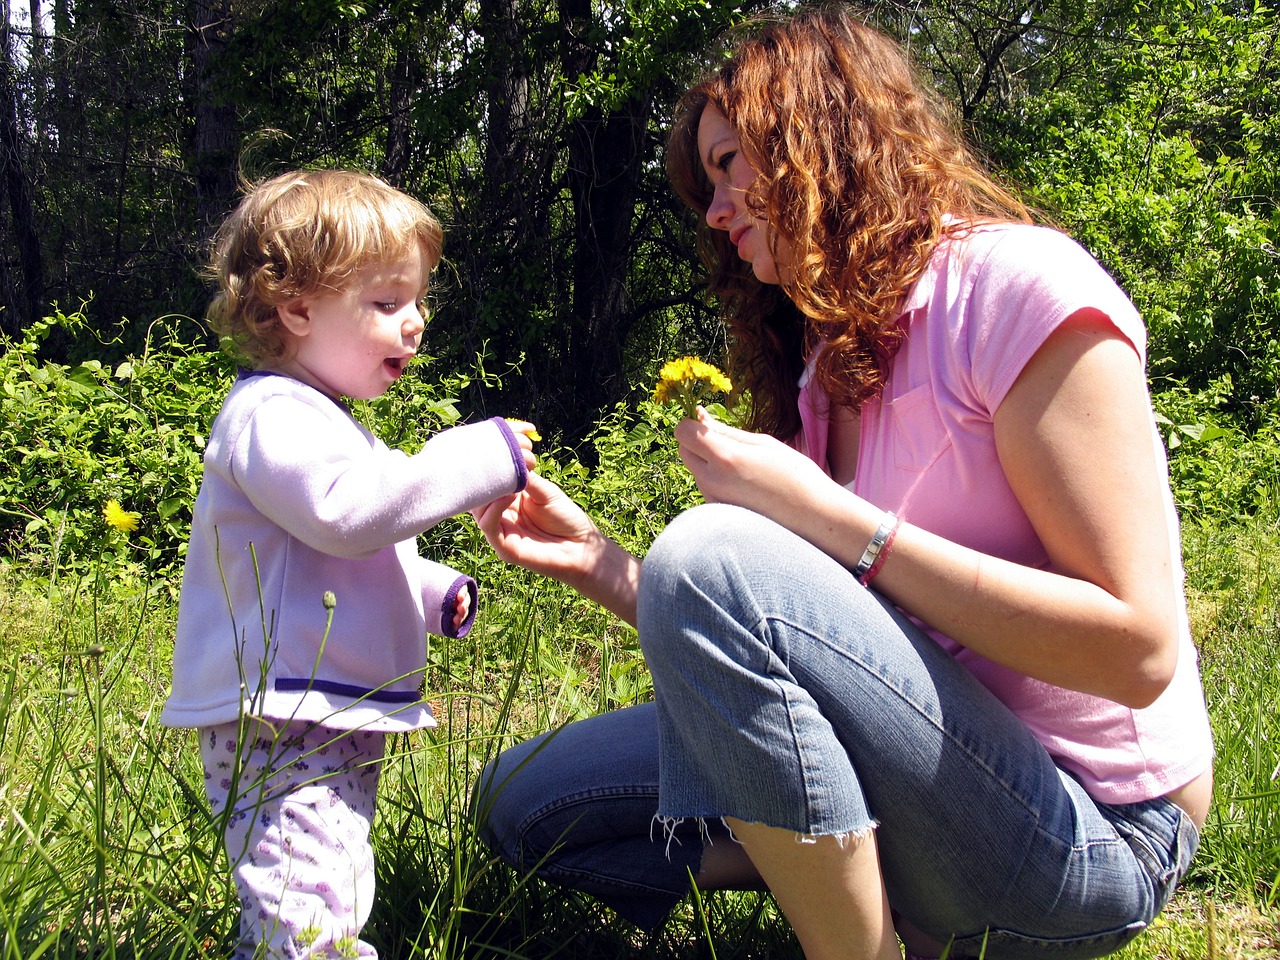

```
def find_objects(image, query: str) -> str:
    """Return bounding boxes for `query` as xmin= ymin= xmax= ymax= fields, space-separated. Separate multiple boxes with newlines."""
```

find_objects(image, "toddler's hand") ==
xmin=505 ymin=419 xmax=540 ymax=471
xmin=453 ymin=588 xmax=471 ymax=630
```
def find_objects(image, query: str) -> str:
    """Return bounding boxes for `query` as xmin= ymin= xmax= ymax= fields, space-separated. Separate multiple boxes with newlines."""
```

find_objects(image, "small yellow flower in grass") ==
xmin=654 ymin=357 xmax=733 ymax=419
xmin=103 ymin=499 xmax=140 ymax=533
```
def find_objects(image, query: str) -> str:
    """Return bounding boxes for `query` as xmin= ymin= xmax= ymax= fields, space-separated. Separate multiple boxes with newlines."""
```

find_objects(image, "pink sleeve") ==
xmin=965 ymin=226 xmax=1147 ymax=414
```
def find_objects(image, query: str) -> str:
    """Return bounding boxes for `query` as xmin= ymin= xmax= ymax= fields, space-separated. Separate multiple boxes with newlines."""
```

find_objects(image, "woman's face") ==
xmin=696 ymin=105 xmax=791 ymax=285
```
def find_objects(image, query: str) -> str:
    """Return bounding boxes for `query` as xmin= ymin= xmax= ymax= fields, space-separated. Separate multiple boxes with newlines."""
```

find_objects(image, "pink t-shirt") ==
xmin=796 ymin=222 xmax=1213 ymax=803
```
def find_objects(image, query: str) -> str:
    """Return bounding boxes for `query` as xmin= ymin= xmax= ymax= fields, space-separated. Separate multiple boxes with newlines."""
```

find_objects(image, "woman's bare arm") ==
xmin=677 ymin=311 xmax=1179 ymax=707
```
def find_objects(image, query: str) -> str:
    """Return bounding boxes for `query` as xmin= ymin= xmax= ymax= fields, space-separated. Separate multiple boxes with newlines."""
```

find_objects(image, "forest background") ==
xmin=0 ymin=0 xmax=1278 ymax=958
xmin=2 ymin=0 xmax=1278 ymax=449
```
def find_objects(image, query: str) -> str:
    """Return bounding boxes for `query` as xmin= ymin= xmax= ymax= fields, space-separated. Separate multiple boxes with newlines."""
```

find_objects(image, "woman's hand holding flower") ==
xmin=676 ymin=408 xmax=835 ymax=530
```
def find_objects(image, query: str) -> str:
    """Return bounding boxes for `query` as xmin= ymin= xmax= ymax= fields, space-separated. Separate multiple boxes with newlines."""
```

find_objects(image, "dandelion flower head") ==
xmin=654 ymin=357 xmax=732 ymax=417
xmin=103 ymin=499 xmax=141 ymax=533
xmin=505 ymin=419 xmax=542 ymax=442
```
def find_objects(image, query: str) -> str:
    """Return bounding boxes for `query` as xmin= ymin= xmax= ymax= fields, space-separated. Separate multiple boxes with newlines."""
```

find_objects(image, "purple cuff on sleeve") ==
xmin=490 ymin=416 xmax=530 ymax=491
xmin=441 ymin=576 xmax=478 ymax=638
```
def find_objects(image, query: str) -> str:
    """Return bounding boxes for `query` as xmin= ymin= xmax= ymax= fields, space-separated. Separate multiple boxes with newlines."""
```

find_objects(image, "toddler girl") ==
xmin=162 ymin=169 xmax=535 ymax=959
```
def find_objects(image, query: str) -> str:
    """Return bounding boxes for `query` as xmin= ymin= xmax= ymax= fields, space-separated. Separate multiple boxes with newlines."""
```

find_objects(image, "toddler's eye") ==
xmin=376 ymin=301 xmax=398 ymax=312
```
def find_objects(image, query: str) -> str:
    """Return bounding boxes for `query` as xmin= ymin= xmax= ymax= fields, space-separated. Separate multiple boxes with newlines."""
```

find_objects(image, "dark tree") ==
xmin=0 ymin=1 xmax=46 ymax=336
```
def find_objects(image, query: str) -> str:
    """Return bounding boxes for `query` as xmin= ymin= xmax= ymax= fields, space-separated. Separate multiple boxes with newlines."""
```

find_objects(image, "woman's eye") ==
xmin=716 ymin=150 xmax=736 ymax=172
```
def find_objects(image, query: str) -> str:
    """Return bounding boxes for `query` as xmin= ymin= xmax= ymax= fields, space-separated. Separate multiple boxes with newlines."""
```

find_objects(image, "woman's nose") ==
xmin=705 ymin=185 xmax=734 ymax=230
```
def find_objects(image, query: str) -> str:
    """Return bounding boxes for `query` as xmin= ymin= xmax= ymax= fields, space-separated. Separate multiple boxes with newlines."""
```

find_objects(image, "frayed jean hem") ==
xmin=652 ymin=812 xmax=879 ymax=855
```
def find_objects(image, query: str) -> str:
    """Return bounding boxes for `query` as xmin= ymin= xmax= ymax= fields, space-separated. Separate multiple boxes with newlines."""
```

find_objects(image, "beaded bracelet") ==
xmin=853 ymin=510 xmax=900 ymax=586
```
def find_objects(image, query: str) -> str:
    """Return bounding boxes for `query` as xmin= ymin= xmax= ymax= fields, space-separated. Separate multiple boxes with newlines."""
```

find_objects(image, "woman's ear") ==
xmin=276 ymin=298 xmax=312 ymax=337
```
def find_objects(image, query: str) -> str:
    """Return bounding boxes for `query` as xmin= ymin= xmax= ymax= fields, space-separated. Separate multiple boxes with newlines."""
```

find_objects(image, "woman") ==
xmin=472 ymin=7 xmax=1213 ymax=959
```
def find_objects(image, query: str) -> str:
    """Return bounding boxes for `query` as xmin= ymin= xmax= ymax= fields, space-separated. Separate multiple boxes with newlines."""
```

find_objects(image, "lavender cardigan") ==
xmin=162 ymin=372 xmax=527 ymax=733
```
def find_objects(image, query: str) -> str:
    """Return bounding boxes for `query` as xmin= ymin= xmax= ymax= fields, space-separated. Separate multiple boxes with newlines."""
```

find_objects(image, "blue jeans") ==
xmin=475 ymin=505 xmax=1200 ymax=959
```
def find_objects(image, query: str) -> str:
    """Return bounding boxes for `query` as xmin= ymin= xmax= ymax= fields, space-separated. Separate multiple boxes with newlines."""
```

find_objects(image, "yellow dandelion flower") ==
xmin=505 ymin=419 xmax=542 ymax=442
xmin=653 ymin=357 xmax=733 ymax=418
xmin=103 ymin=499 xmax=141 ymax=533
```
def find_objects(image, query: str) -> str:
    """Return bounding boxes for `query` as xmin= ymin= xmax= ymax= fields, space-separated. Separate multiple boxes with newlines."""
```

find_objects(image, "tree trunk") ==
xmin=480 ymin=0 xmax=529 ymax=224
xmin=189 ymin=0 xmax=239 ymax=233
xmin=558 ymin=0 xmax=649 ymax=442
xmin=382 ymin=41 xmax=418 ymax=187
xmin=0 ymin=4 xmax=47 ymax=335
xmin=461 ymin=0 xmax=555 ymax=422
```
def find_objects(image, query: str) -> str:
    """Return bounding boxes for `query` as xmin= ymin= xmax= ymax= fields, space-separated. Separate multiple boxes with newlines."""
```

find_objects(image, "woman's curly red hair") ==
xmin=667 ymin=5 xmax=1035 ymax=439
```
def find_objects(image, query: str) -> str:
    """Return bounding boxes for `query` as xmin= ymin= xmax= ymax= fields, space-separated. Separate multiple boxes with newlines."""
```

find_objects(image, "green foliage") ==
xmin=991 ymin=1 xmax=1280 ymax=420
xmin=354 ymin=354 xmax=474 ymax=450
xmin=0 ymin=310 xmax=232 ymax=588
xmin=1154 ymin=380 xmax=1280 ymax=524
xmin=0 ymin=309 xmax=499 ymax=592
xmin=1181 ymin=516 xmax=1280 ymax=909
xmin=2 ymin=497 xmax=1279 ymax=957
xmin=0 ymin=579 xmax=232 ymax=958
xmin=9 ymin=0 xmax=1280 ymax=451
xmin=561 ymin=0 xmax=750 ymax=119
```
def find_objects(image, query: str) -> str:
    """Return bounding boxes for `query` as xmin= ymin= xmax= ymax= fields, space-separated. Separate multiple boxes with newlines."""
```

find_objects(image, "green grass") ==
xmin=1 ymin=511 xmax=1277 ymax=959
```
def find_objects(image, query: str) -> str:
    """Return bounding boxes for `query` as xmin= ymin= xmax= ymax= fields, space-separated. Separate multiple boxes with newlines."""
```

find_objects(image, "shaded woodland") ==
xmin=1 ymin=0 xmax=1276 ymax=447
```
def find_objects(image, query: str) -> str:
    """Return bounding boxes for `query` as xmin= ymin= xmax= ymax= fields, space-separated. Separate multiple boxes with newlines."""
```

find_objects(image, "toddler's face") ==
xmin=275 ymin=253 xmax=427 ymax=400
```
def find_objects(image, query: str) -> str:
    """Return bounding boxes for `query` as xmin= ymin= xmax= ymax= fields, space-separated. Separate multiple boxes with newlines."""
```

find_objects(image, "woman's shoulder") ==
xmin=946 ymin=221 xmax=1101 ymax=276
xmin=938 ymin=221 xmax=1135 ymax=320
xmin=906 ymin=222 xmax=1108 ymax=315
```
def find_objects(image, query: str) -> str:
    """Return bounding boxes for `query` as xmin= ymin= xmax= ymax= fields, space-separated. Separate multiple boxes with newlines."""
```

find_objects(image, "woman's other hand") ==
xmin=473 ymin=472 xmax=595 ymax=574
xmin=473 ymin=472 xmax=642 ymax=625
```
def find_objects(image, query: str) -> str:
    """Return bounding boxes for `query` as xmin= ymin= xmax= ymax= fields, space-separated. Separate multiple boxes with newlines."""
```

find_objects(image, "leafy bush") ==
xmin=543 ymin=399 xmax=703 ymax=556
xmin=7 ymin=304 xmax=1275 ymax=593
xmin=986 ymin=6 xmax=1280 ymax=423
xmin=0 ymin=309 xmax=231 ymax=588
xmin=0 ymin=309 xmax=490 ymax=592
xmin=1154 ymin=380 xmax=1280 ymax=524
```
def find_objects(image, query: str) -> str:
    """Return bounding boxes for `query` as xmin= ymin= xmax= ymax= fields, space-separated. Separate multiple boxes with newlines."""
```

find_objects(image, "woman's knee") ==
xmin=642 ymin=503 xmax=764 ymax=578
xmin=638 ymin=504 xmax=776 ymax=637
xmin=471 ymin=741 xmax=540 ymax=865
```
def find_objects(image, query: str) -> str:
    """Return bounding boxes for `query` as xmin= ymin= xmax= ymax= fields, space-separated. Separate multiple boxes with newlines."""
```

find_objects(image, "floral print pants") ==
xmin=201 ymin=719 xmax=385 ymax=960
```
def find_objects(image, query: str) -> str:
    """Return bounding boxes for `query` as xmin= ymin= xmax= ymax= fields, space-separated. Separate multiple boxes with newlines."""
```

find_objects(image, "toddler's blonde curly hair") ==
xmin=205 ymin=169 xmax=443 ymax=367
